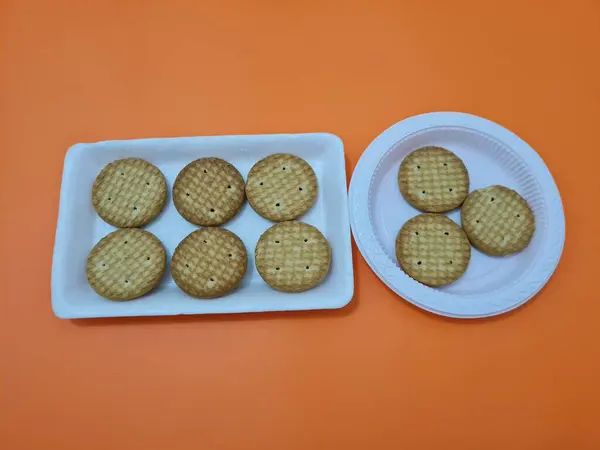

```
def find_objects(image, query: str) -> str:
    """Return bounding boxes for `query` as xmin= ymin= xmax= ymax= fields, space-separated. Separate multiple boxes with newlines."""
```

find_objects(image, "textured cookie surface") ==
xmin=92 ymin=158 xmax=167 ymax=227
xmin=246 ymin=154 xmax=317 ymax=221
xmin=173 ymin=158 xmax=245 ymax=226
xmin=255 ymin=221 xmax=331 ymax=292
xmin=398 ymin=147 xmax=469 ymax=213
xmin=462 ymin=185 xmax=535 ymax=256
xmin=396 ymin=214 xmax=471 ymax=287
xmin=171 ymin=228 xmax=247 ymax=298
xmin=86 ymin=229 xmax=166 ymax=301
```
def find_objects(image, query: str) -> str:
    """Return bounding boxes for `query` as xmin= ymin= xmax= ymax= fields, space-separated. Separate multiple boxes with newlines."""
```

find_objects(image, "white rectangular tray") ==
xmin=52 ymin=133 xmax=354 ymax=318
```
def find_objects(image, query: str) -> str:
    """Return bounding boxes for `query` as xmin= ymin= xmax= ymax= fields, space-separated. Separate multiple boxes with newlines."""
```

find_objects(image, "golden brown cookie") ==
xmin=396 ymin=214 xmax=471 ymax=287
xmin=398 ymin=146 xmax=469 ymax=213
xmin=461 ymin=185 xmax=535 ymax=256
xmin=246 ymin=154 xmax=317 ymax=221
xmin=173 ymin=158 xmax=245 ymax=226
xmin=255 ymin=221 xmax=331 ymax=292
xmin=92 ymin=158 xmax=167 ymax=228
xmin=86 ymin=229 xmax=166 ymax=301
xmin=171 ymin=228 xmax=247 ymax=298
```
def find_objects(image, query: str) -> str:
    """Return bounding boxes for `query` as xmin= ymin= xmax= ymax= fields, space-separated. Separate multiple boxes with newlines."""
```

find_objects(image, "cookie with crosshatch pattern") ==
xmin=173 ymin=158 xmax=245 ymax=226
xmin=462 ymin=185 xmax=535 ymax=256
xmin=255 ymin=221 xmax=331 ymax=292
xmin=396 ymin=214 xmax=471 ymax=287
xmin=171 ymin=228 xmax=248 ymax=298
xmin=398 ymin=146 xmax=469 ymax=213
xmin=86 ymin=229 xmax=166 ymax=301
xmin=92 ymin=158 xmax=167 ymax=228
xmin=245 ymin=154 xmax=318 ymax=221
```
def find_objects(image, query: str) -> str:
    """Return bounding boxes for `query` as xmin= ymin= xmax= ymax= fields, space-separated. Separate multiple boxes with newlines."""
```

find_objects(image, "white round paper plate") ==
xmin=349 ymin=112 xmax=565 ymax=318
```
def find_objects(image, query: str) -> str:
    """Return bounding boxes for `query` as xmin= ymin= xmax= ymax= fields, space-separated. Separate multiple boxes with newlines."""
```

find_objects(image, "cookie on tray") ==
xmin=255 ymin=221 xmax=331 ymax=292
xmin=462 ymin=185 xmax=535 ymax=256
xmin=396 ymin=214 xmax=471 ymax=287
xmin=173 ymin=158 xmax=245 ymax=226
xmin=246 ymin=154 xmax=317 ymax=221
xmin=398 ymin=146 xmax=469 ymax=213
xmin=92 ymin=158 xmax=167 ymax=228
xmin=86 ymin=229 xmax=166 ymax=301
xmin=171 ymin=228 xmax=247 ymax=298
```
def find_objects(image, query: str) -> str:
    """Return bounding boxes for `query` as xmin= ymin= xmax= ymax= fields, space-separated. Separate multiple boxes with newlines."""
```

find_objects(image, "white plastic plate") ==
xmin=52 ymin=133 xmax=353 ymax=319
xmin=349 ymin=112 xmax=565 ymax=318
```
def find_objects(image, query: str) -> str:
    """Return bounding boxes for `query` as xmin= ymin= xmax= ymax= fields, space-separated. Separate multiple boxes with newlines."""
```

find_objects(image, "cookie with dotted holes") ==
xmin=396 ymin=214 xmax=471 ymax=287
xmin=462 ymin=185 xmax=535 ymax=256
xmin=92 ymin=158 xmax=167 ymax=227
xmin=255 ymin=221 xmax=331 ymax=292
xmin=86 ymin=229 xmax=166 ymax=301
xmin=173 ymin=158 xmax=245 ymax=226
xmin=171 ymin=228 xmax=248 ymax=298
xmin=398 ymin=146 xmax=469 ymax=213
xmin=246 ymin=154 xmax=318 ymax=221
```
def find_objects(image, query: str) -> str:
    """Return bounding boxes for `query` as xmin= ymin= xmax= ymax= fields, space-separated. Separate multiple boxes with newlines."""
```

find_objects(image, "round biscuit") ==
xmin=86 ymin=229 xmax=166 ymax=301
xmin=398 ymin=146 xmax=469 ymax=213
xmin=92 ymin=158 xmax=167 ymax=227
xmin=461 ymin=185 xmax=535 ymax=256
xmin=396 ymin=214 xmax=471 ymax=287
xmin=171 ymin=228 xmax=247 ymax=298
xmin=173 ymin=158 xmax=245 ymax=226
xmin=246 ymin=154 xmax=317 ymax=221
xmin=255 ymin=221 xmax=330 ymax=292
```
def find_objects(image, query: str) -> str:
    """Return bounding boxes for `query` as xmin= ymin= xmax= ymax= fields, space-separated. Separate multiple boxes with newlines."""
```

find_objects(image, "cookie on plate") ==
xmin=92 ymin=158 xmax=167 ymax=228
xmin=396 ymin=214 xmax=471 ymax=287
xmin=246 ymin=154 xmax=317 ymax=221
xmin=171 ymin=228 xmax=247 ymax=298
xmin=462 ymin=185 xmax=535 ymax=256
xmin=86 ymin=229 xmax=166 ymax=301
xmin=255 ymin=221 xmax=331 ymax=292
xmin=173 ymin=158 xmax=245 ymax=226
xmin=398 ymin=146 xmax=469 ymax=213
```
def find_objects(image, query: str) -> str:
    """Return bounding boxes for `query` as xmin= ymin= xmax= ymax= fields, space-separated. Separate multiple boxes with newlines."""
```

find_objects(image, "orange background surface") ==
xmin=1 ymin=1 xmax=600 ymax=449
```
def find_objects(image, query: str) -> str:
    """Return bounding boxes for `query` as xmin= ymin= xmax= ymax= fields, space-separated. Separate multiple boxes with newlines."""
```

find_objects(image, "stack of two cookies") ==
xmin=396 ymin=147 xmax=535 ymax=287
xmin=88 ymin=158 xmax=169 ymax=301
xmin=246 ymin=154 xmax=331 ymax=293
xmin=170 ymin=157 xmax=248 ymax=299
xmin=171 ymin=154 xmax=331 ymax=297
